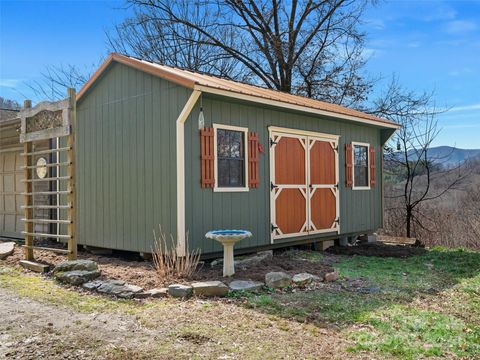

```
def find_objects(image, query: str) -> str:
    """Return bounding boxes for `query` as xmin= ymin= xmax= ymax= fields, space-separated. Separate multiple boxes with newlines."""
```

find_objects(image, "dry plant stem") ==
xmin=152 ymin=225 xmax=201 ymax=280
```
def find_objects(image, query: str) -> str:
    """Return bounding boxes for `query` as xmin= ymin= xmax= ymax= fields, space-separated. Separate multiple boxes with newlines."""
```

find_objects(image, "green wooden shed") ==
xmin=74 ymin=53 xmax=399 ymax=257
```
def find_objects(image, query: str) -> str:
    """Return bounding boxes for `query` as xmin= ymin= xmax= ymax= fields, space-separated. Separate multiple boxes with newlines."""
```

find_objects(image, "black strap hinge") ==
xmin=271 ymin=224 xmax=279 ymax=232
xmin=270 ymin=182 xmax=278 ymax=191
xmin=270 ymin=138 xmax=278 ymax=147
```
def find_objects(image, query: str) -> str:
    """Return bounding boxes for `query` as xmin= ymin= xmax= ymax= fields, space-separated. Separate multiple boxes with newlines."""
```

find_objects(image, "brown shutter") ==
xmin=200 ymin=127 xmax=214 ymax=188
xmin=248 ymin=131 xmax=259 ymax=188
xmin=345 ymin=143 xmax=353 ymax=187
xmin=369 ymin=146 xmax=376 ymax=187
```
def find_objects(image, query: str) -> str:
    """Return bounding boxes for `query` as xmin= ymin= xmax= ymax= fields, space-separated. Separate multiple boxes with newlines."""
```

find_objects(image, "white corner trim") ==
xmin=176 ymin=90 xmax=201 ymax=256
xmin=195 ymin=84 xmax=401 ymax=130
xmin=351 ymin=141 xmax=371 ymax=190
xmin=212 ymin=123 xmax=249 ymax=192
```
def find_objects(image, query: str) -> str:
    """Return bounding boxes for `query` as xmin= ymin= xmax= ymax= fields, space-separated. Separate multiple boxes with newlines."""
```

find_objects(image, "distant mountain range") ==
xmin=393 ymin=146 xmax=480 ymax=167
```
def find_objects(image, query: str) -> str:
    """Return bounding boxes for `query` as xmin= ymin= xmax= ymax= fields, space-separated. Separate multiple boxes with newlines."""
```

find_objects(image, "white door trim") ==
xmin=269 ymin=127 xmax=340 ymax=243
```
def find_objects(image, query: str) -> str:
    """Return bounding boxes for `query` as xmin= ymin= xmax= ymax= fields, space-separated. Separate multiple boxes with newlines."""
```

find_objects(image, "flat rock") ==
xmin=82 ymin=280 xmax=103 ymax=291
xmin=0 ymin=242 xmax=15 ymax=260
xmin=55 ymin=270 xmax=100 ymax=285
xmin=168 ymin=284 xmax=193 ymax=298
xmin=96 ymin=280 xmax=144 ymax=299
xmin=53 ymin=259 xmax=98 ymax=273
xmin=235 ymin=250 xmax=273 ymax=269
xmin=292 ymin=273 xmax=318 ymax=285
xmin=191 ymin=281 xmax=228 ymax=297
xmin=136 ymin=288 xmax=169 ymax=299
xmin=229 ymin=280 xmax=264 ymax=292
xmin=211 ymin=250 xmax=274 ymax=269
xmin=265 ymin=272 xmax=292 ymax=288
xmin=19 ymin=260 xmax=50 ymax=273
xmin=324 ymin=270 xmax=339 ymax=282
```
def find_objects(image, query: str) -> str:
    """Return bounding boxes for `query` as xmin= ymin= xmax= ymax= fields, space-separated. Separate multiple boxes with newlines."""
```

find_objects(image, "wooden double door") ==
xmin=270 ymin=129 xmax=339 ymax=241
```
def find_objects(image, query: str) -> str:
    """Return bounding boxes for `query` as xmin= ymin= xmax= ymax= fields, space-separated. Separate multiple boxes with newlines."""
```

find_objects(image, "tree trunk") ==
xmin=406 ymin=208 xmax=412 ymax=238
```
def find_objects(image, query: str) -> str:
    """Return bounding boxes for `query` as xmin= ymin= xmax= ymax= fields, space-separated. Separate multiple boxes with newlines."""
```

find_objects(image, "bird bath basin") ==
xmin=206 ymin=230 xmax=252 ymax=277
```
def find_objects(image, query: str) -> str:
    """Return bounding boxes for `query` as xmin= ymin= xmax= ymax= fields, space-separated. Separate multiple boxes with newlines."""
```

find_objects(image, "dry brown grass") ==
xmin=152 ymin=226 xmax=201 ymax=281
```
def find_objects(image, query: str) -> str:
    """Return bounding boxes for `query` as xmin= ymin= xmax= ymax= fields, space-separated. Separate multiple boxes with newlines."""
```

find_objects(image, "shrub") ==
xmin=152 ymin=226 xmax=201 ymax=280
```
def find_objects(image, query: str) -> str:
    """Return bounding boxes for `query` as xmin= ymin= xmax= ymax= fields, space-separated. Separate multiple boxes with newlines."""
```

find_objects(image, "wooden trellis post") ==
xmin=66 ymin=88 xmax=77 ymax=260
xmin=23 ymin=100 xmax=34 ymax=261
xmin=19 ymin=88 xmax=77 ymax=261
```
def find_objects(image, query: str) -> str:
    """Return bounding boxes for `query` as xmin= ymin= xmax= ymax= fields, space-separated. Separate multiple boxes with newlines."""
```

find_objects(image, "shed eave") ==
xmin=76 ymin=54 xmax=196 ymax=101
xmin=194 ymin=84 xmax=401 ymax=130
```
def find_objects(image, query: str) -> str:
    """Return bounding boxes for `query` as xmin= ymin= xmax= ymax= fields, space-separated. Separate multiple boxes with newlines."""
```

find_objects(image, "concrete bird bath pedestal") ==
xmin=206 ymin=230 xmax=252 ymax=277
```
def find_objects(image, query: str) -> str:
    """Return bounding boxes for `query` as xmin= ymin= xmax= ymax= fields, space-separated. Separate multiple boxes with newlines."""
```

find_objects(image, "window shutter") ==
xmin=370 ymin=146 xmax=376 ymax=187
xmin=248 ymin=131 xmax=259 ymax=188
xmin=200 ymin=127 xmax=214 ymax=188
xmin=345 ymin=143 xmax=353 ymax=187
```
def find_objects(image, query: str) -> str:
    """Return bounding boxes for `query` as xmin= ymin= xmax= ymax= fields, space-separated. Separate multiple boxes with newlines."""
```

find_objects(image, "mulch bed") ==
xmin=193 ymin=252 xmax=333 ymax=283
xmin=2 ymin=241 xmax=333 ymax=290
xmin=326 ymin=242 xmax=426 ymax=258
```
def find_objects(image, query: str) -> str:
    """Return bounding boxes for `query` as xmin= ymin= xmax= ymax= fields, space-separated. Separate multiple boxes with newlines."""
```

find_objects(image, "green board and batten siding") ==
xmin=77 ymin=62 xmax=191 ymax=253
xmin=184 ymin=96 xmax=384 ymax=254
xmin=77 ymin=62 xmax=386 ymax=255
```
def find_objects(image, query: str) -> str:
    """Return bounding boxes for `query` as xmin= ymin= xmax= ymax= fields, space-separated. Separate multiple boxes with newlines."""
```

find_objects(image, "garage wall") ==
xmin=0 ymin=150 xmax=24 ymax=238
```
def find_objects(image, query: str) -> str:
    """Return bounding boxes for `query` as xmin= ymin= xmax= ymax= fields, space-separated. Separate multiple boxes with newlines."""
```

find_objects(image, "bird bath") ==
xmin=205 ymin=230 xmax=252 ymax=277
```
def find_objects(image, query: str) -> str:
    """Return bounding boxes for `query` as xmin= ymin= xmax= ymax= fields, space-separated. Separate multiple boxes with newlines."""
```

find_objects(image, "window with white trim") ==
xmin=214 ymin=124 xmax=249 ymax=191
xmin=353 ymin=143 xmax=369 ymax=189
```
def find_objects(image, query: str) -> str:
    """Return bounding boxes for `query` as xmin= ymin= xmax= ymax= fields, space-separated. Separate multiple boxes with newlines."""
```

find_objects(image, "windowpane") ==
xmin=217 ymin=128 xmax=245 ymax=187
xmin=353 ymin=145 xmax=368 ymax=187
xmin=217 ymin=129 xmax=243 ymax=158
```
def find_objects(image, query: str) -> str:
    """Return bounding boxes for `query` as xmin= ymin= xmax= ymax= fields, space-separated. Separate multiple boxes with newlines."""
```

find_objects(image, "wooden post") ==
xmin=23 ymin=100 xmax=34 ymax=260
xmin=66 ymin=88 xmax=77 ymax=260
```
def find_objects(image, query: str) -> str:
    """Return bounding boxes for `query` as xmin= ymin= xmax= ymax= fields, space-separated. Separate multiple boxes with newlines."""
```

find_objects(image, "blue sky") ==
xmin=1 ymin=0 xmax=479 ymax=148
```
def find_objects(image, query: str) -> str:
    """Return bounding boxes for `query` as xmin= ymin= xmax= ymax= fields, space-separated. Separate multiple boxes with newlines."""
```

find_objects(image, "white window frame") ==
xmin=352 ymin=141 xmax=371 ymax=190
xmin=213 ymin=123 xmax=249 ymax=192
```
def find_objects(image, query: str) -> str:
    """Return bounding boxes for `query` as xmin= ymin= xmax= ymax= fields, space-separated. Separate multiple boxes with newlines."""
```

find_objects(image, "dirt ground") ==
xmin=0 ymin=288 xmax=157 ymax=359
xmin=4 ymin=244 xmax=333 ymax=290
xmin=0 ymin=278 xmax=359 ymax=360
xmin=326 ymin=242 xmax=426 ymax=258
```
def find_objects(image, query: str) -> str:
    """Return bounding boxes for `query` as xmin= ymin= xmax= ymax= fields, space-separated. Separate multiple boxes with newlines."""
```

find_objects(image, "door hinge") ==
xmin=270 ymin=182 xmax=278 ymax=191
xmin=271 ymin=224 xmax=279 ymax=232
xmin=270 ymin=138 xmax=278 ymax=147
xmin=335 ymin=218 xmax=340 ymax=223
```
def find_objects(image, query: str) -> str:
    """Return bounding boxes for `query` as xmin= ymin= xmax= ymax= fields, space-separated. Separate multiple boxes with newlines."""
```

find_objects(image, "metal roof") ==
xmin=77 ymin=53 xmax=400 ymax=129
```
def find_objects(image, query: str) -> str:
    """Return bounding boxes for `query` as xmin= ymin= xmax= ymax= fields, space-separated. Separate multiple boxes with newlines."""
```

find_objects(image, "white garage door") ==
xmin=0 ymin=150 xmax=24 ymax=238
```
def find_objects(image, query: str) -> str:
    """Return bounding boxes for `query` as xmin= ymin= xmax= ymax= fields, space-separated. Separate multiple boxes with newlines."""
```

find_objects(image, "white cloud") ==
xmin=424 ymin=5 xmax=457 ymax=22
xmin=366 ymin=18 xmax=386 ymax=30
xmin=406 ymin=41 xmax=422 ymax=48
xmin=448 ymin=67 xmax=474 ymax=76
xmin=445 ymin=20 xmax=477 ymax=34
xmin=449 ymin=103 xmax=480 ymax=112
xmin=0 ymin=79 xmax=23 ymax=88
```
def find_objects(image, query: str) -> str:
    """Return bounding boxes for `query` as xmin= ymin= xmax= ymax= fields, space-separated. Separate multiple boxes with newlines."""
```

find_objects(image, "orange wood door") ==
xmin=308 ymin=137 xmax=338 ymax=233
xmin=270 ymin=132 xmax=308 ymax=239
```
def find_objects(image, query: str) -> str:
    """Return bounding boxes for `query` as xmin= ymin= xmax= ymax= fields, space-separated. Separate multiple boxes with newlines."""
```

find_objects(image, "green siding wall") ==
xmin=184 ymin=95 xmax=384 ymax=254
xmin=77 ymin=61 xmax=386 ymax=255
xmin=76 ymin=63 xmax=191 ymax=252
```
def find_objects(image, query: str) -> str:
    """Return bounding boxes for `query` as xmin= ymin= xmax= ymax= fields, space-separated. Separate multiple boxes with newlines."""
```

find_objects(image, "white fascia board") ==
xmin=194 ymin=85 xmax=401 ymax=130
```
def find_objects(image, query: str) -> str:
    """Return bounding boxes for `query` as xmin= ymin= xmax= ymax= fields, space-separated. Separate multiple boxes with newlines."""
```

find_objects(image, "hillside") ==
xmin=391 ymin=146 xmax=480 ymax=167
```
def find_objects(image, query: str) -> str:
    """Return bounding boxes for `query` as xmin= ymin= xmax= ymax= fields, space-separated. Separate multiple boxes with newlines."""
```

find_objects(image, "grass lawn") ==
xmin=242 ymin=247 xmax=480 ymax=359
xmin=1 ymin=247 xmax=479 ymax=359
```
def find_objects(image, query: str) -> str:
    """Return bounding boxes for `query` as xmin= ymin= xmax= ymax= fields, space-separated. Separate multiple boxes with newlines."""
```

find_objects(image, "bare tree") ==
xmin=26 ymin=62 xmax=100 ymax=101
xmin=108 ymin=0 xmax=374 ymax=106
xmin=0 ymin=96 xmax=20 ymax=110
xmin=373 ymin=78 xmax=468 ymax=243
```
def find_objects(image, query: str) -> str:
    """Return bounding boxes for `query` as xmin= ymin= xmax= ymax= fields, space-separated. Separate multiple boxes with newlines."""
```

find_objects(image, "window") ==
xmin=214 ymin=124 xmax=248 ymax=191
xmin=353 ymin=143 xmax=369 ymax=189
